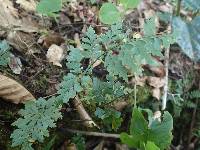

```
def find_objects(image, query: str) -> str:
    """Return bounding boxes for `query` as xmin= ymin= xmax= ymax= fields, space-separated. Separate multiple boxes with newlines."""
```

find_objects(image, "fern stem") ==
xmin=134 ymin=79 xmax=137 ymax=108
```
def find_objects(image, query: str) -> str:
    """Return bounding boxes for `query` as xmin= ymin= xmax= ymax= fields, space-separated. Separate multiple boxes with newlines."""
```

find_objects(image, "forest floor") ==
xmin=0 ymin=0 xmax=200 ymax=150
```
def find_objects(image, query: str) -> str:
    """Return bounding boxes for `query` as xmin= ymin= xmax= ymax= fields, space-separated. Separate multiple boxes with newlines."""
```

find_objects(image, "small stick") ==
xmin=73 ymin=96 xmax=99 ymax=128
xmin=162 ymin=23 xmax=172 ymax=110
xmin=162 ymin=47 xmax=170 ymax=110
xmin=63 ymin=128 xmax=120 ymax=139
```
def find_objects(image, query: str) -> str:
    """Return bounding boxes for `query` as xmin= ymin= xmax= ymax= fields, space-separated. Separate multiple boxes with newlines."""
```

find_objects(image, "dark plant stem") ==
xmin=186 ymin=100 xmax=198 ymax=149
xmin=176 ymin=0 xmax=182 ymax=16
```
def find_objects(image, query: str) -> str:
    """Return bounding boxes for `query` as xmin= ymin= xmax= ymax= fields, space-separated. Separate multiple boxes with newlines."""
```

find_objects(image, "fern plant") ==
xmin=10 ymin=97 xmax=62 ymax=150
xmin=11 ymin=17 xmax=176 ymax=149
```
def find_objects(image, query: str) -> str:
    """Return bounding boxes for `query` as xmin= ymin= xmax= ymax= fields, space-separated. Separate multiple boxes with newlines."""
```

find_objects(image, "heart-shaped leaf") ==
xmin=183 ymin=0 xmax=200 ymax=11
xmin=99 ymin=3 xmax=121 ymax=25
xmin=172 ymin=16 xmax=200 ymax=62
xmin=119 ymin=0 xmax=140 ymax=9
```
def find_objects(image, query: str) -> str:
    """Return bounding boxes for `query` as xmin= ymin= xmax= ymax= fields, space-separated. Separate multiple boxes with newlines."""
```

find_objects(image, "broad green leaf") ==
xmin=120 ymin=133 xmax=139 ymax=148
xmin=144 ymin=17 xmax=156 ymax=36
xmin=99 ymin=3 xmax=121 ymax=24
xmin=172 ymin=16 xmax=200 ymax=62
xmin=0 ymin=40 xmax=10 ymax=66
xmin=183 ymin=0 xmax=200 ymax=11
xmin=36 ymin=0 xmax=62 ymax=15
xmin=120 ymin=108 xmax=173 ymax=150
xmin=130 ymin=108 xmax=148 ymax=136
xmin=119 ymin=0 xmax=140 ymax=9
xmin=145 ymin=141 xmax=160 ymax=150
xmin=148 ymin=112 xmax=173 ymax=150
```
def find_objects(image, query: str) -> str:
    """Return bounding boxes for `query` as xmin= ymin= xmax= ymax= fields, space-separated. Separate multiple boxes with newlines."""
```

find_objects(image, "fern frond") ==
xmin=105 ymin=52 xmax=128 ymax=81
xmin=10 ymin=97 xmax=62 ymax=150
xmin=189 ymin=90 xmax=200 ymax=99
xmin=66 ymin=46 xmax=84 ymax=73
xmin=57 ymin=73 xmax=82 ymax=103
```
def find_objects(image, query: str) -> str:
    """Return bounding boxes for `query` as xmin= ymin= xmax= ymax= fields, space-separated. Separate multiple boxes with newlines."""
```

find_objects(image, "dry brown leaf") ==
xmin=74 ymin=33 xmax=82 ymax=49
xmin=8 ymin=54 xmax=22 ymax=74
xmin=152 ymin=88 xmax=161 ymax=100
xmin=147 ymin=76 xmax=165 ymax=88
xmin=148 ymin=65 xmax=165 ymax=77
xmin=113 ymin=101 xmax=129 ymax=111
xmin=7 ymin=31 xmax=40 ymax=54
xmin=0 ymin=0 xmax=39 ymax=33
xmin=38 ymin=33 xmax=65 ymax=49
xmin=16 ymin=0 xmax=37 ymax=12
xmin=0 ymin=75 xmax=35 ymax=104
xmin=46 ymin=44 xmax=64 ymax=67
xmin=131 ymin=76 xmax=147 ymax=86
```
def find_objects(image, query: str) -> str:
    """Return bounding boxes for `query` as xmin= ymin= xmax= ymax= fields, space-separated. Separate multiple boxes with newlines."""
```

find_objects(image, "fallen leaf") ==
xmin=8 ymin=54 xmax=22 ymax=74
xmin=147 ymin=76 xmax=165 ymax=88
xmin=113 ymin=101 xmax=129 ymax=111
xmin=38 ymin=33 xmax=65 ymax=49
xmin=74 ymin=33 xmax=82 ymax=49
xmin=147 ymin=59 xmax=165 ymax=77
xmin=0 ymin=0 xmax=39 ymax=33
xmin=153 ymin=111 xmax=161 ymax=122
xmin=46 ymin=44 xmax=64 ymax=67
xmin=0 ymin=75 xmax=35 ymax=104
xmin=152 ymin=88 xmax=161 ymax=100
xmin=131 ymin=76 xmax=148 ymax=86
xmin=16 ymin=0 xmax=37 ymax=12
xmin=7 ymin=31 xmax=40 ymax=54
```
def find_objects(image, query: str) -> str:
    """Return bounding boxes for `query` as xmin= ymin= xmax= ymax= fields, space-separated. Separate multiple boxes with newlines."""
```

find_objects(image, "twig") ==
xmin=62 ymin=128 xmax=120 ymax=139
xmin=162 ymin=27 xmax=171 ymax=110
xmin=73 ymin=96 xmax=99 ymax=128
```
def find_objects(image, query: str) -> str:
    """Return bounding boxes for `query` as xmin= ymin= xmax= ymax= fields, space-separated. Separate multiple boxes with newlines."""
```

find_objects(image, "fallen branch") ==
xmin=162 ymin=20 xmax=172 ymax=110
xmin=162 ymin=46 xmax=169 ymax=110
xmin=73 ymin=96 xmax=99 ymax=128
xmin=62 ymin=128 xmax=120 ymax=139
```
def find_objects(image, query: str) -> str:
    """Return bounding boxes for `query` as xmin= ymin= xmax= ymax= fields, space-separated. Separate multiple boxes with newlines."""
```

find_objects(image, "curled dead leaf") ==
xmin=46 ymin=44 xmax=64 ymax=67
xmin=0 ymin=75 xmax=35 ymax=104
xmin=38 ymin=33 xmax=65 ymax=49
xmin=113 ymin=100 xmax=129 ymax=111
xmin=16 ymin=0 xmax=37 ymax=12
xmin=152 ymin=88 xmax=161 ymax=100
xmin=7 ymin=31 xmax=40 ymax=54
xmin=147 ymin=76 xmax=165 ymax=88
xmin=0 ymin=0 xmax=39 ymax=33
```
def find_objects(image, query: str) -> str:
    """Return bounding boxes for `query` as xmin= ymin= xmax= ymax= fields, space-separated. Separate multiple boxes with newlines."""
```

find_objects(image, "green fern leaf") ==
xmin=10 ymin=97 xmax=62 ymax=149
xmin=66 ymin=46 xmax=84 ymax=73
xmin=189 ymin=90 xmax=200 ymax=99
xmin=105 ymin=52 xmax=128 ymax=81
xmin=57 ymin=73 xmax=82 ymax=103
